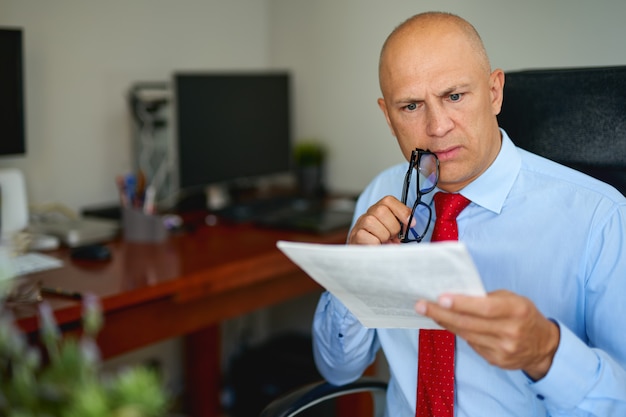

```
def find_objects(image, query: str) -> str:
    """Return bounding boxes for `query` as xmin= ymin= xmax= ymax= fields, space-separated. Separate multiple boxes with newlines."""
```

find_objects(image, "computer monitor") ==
xmin=172 ymin=72 xmax=292 ymax=197
xmin=0 ymin=28 xmax=26 ymax=157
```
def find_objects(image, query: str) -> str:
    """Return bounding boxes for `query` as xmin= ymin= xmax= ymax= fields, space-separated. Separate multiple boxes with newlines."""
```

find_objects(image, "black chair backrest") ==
xmin=498 ymin=66 xmax=626 ymax=195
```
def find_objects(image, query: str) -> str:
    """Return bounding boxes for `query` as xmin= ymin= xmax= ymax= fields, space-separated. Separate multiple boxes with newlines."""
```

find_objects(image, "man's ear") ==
xmin=377 ymin=97 xmax=397 ymax=137
xmin=490 ymin=69 xmax=505 ymax=116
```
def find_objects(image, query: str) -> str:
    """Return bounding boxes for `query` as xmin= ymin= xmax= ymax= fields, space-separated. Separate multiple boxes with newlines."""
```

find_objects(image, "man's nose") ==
xmin=425 ymin=104 xmax=454 ymax=137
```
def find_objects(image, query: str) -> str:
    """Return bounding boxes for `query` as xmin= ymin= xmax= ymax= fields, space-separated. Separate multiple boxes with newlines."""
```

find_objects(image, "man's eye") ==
xmin=449 ymin=93 xmax=462 ymax=102
xmin=405 ymin=103 xmax=417 ymax=111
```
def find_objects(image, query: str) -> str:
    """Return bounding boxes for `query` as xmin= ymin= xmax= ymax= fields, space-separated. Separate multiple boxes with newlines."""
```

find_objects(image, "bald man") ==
xmin=312 ymin=11 xmax=626 ymax=416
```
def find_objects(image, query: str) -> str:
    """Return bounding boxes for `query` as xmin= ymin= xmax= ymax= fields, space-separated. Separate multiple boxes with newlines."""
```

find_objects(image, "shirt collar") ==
xmin=424 ymin=129 xmax=521 ymax=214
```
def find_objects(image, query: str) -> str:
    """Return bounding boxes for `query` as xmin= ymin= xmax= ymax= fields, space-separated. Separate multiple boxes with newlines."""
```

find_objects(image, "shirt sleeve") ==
xmin=528 ymin=203 xmax=626 ymax=415
xmin=312 ymin=291 xmax=380 ymax=385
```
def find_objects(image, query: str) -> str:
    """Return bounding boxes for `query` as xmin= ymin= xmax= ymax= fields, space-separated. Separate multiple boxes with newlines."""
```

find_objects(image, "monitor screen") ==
xmin=173 ymin=72 xmax=292 ymax=192
xmin=0 ymin=28 xmax=26 ymax=156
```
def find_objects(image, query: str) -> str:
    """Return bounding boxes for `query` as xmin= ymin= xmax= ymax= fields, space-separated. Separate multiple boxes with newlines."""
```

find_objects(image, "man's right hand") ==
xmin=348 ymin=195 xmax=414 ymax=245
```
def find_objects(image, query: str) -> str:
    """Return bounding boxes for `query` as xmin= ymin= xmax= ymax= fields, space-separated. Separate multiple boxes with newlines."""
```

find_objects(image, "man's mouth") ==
xmin=433 ymin=146 xmax=460 ymax=161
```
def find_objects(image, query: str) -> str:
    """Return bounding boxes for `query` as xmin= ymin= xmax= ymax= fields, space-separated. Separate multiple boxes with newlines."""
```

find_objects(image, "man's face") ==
xmin=378 ymin=28 xmax=504 ymax=193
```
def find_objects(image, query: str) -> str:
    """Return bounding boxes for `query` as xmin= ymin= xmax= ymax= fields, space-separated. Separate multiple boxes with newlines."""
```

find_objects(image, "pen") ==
xmin=124 ymin=174 xmax=137 ymax=207
xmin=40 ymin=286 xmax=83 ymax=300
xmin=143 ymin=184 xmax=156 ymax=214
xmin=136 ymin=170 xmax=146 ymax=199
xmin=116 ymin=175 xmax=129 ymax=207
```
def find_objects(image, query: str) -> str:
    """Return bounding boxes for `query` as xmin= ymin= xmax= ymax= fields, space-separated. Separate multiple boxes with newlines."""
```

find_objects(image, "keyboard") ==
xmin=214 ymin=196 xmax=311 ymax=222
xmin=214 ymin=196 xmax=355 ymax=233
xmin=254 ymin=206 xmax=354 ymax=234
xmin=12 ymin=252 xmax=64 ymax=276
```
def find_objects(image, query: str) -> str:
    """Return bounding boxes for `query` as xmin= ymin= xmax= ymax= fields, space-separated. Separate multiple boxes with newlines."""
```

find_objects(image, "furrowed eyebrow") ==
xmin=391 ymin=98 xmax=422 ymax=108
xmin=438 ymin=84 xmax=470 ymax=97
xmin=392 ymin=83 xmax=472 ymax=104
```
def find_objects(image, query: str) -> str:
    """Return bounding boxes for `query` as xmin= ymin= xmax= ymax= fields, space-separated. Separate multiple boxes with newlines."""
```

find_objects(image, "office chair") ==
xmin=260 ymin=65 xmax=626 ymax=417
xmin=259 ymin=377 xmax=388 ymax=417
xmin=498 ymin=65 xmax=626 ymax=196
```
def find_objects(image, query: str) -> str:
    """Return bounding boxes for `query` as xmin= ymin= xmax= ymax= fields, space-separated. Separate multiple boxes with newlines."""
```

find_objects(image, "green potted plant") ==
xmin=293 ymin=141 xmax=327 ymax=198
xmin=0 ymin=249 xmax=171 ymax=417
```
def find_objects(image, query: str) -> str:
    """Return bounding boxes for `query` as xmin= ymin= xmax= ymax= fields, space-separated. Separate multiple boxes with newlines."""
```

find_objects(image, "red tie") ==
xmin=416 ymin=192 xmax=471 ymax=417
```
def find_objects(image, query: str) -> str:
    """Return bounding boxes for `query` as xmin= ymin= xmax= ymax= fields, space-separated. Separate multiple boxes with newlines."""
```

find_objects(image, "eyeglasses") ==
xmin=398 ymin=148 xmax=439 ymax=243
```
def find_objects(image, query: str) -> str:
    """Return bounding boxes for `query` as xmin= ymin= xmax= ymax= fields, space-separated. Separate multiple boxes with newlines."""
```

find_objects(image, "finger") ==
xmin=371 ymin=196 xmax=416 ymax=240
xmin=349 ymin=217 xmax=393 ymax=244
xmin=437 ymin=290 xmax=515 ymax=319
xmin=348 ymin=196 xmax=413 ymax=244
xmin=416 ymin=297 xmax=502 ymax=337
xmin=419 ymin=304 xmax=519 ymax=371
xmin=373 ymin=195 xmax=414 ymax=225
xmin=349 ymin=212 xmax=395 ymax=244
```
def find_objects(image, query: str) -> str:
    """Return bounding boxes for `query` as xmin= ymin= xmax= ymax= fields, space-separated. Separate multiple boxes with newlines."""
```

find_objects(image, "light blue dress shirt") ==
xmin=312 ymin=130 xmax=626 ymax=416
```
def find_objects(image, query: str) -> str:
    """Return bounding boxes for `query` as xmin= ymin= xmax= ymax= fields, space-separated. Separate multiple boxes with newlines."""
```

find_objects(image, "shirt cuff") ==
xmin=528 ymin=319 xmax=599 ymax=409
xmin=321 ymin=292 xmax=364 ymax=341
xmin=313 ymin=292 xmax=376 ymax=385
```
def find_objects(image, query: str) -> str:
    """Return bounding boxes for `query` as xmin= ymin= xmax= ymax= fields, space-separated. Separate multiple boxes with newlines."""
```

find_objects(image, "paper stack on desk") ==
xmin=276 ymin=240 xmax=486 ymax=329
xmin=30 ymin=217 xmax=119 ymax=248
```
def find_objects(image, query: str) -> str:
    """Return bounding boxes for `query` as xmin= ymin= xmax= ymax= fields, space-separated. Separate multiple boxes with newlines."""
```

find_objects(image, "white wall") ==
xmin=270 ymin=0 xmax=626 ymax=194
xmin=0 ymin=0 xmax=271 ymax=211
xmin=1 ymin=0 xmax=626 ymax=209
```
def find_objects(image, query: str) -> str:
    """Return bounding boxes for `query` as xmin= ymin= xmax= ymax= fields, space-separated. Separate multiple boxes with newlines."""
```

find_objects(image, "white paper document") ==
xmin=277 ymin=240 xmax=486 ymax=329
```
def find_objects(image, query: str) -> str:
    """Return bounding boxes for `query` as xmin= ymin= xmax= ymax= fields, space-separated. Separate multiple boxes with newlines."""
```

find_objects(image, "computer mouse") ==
xmin=70 ymin=244 xmax=112 ymax=261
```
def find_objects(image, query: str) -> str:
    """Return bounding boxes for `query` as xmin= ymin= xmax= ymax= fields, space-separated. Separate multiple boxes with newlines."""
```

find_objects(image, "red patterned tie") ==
xmin=416 ymin=192 xmax=471 ymax=417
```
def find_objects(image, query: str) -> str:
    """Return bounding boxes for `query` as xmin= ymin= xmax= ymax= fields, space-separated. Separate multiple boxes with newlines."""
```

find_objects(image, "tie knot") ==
xmin=433 ymin=192 xmax=471 ymax=220
xmin=431 ymin=192 xmax=471 ymax=242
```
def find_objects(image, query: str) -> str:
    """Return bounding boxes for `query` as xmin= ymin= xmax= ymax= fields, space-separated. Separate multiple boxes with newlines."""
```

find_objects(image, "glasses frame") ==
xmin=398 ymin=148 xmax=439 ymax=243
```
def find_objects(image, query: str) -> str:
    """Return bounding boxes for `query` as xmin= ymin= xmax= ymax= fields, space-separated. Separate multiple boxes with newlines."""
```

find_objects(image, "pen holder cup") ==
xmin=122 ymin=208 xmax=168 ymax=243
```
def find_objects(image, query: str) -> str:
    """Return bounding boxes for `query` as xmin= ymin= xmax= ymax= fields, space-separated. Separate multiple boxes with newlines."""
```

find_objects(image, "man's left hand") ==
xmin=415 ymin=289 xmax=560 ymax=380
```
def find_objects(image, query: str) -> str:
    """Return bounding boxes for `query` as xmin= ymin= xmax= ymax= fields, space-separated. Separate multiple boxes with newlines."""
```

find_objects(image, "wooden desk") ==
xmin=15 ymin=220 xmax=348 ymax=416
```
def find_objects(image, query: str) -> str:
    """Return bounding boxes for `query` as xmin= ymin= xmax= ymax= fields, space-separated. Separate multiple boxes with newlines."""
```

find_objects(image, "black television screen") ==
xmin=0 ymin=28 xmax=26 ymax=156
xmin=173 ymin=72 xmax=291 ymax=191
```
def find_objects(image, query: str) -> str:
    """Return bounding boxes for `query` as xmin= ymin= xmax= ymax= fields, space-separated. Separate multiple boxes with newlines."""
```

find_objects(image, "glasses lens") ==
xmin=418 ymin=153 xmax=438 ymax=193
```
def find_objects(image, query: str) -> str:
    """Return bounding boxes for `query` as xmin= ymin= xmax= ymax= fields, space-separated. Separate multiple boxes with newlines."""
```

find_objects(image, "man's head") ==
xmin=377 ymin=12 xmax=505 ymax=192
